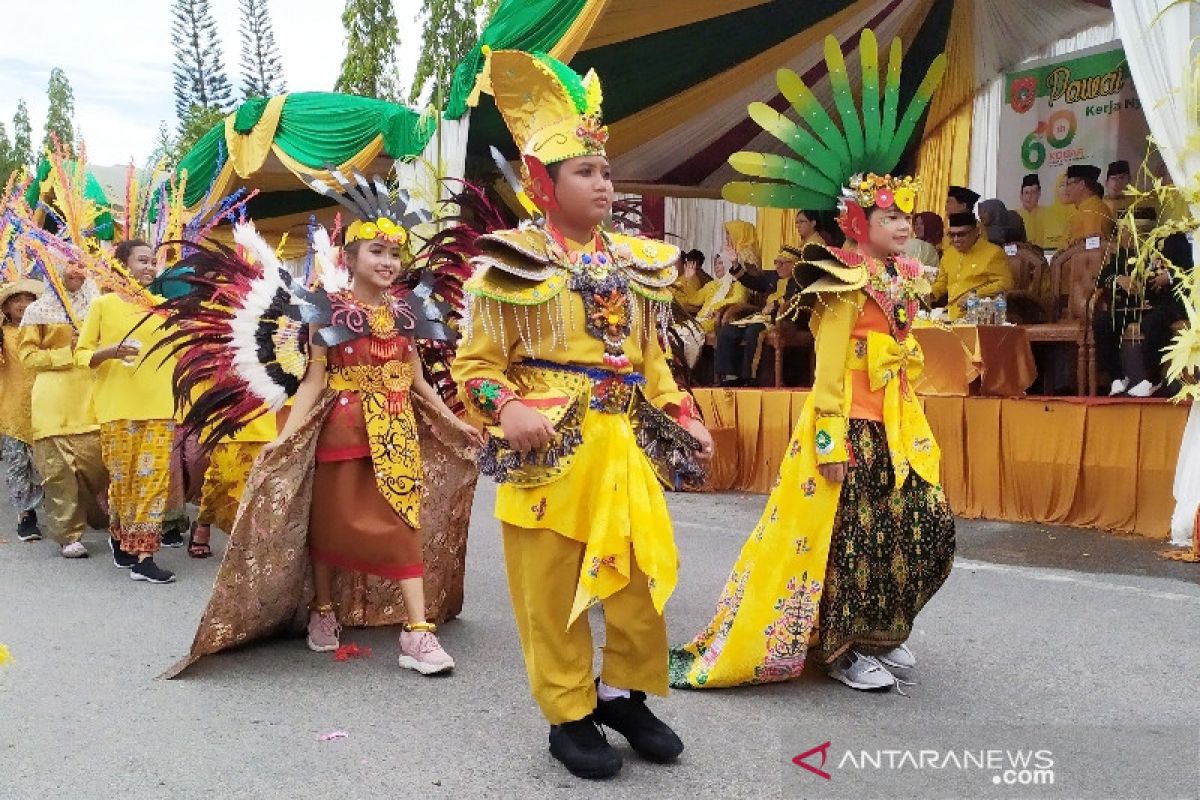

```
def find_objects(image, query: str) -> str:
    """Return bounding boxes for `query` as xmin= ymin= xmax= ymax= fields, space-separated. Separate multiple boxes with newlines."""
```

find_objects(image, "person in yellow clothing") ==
xmin=668 ymin=249 xmax=708 ymax=314
xmin=451 ymin=48 xmax=713 ymax=780
xmin=0 ymin=277 xmax=47 ymax=541
xmin=75 ymin=239 xmax=180 ymax=583
xmin=18 ymin=259 xmax=108 ymax=559
xmin=187 ymin=409 xmax=276 ymax=557
xmin=687 ymin=220 xmax=758 ymax=334
xmin=1064 ymin=163 xmax=1115 ymax=245
xmin=672 ymin=29 xmax=955 ymax=693
xmin=1016 ymin=173 xmax=1051 ymax=249
xmin=931 ymin=211 xmax=1015 ymax=319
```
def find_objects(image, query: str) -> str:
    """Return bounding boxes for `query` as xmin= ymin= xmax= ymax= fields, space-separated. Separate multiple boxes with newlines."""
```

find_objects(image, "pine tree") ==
xmin=149 ymin=120 xmax=177 ymax=170
xmin=172 ymin=0 xmax=235 ymax=119
xmin=0 ymin=122 xmax=17 ymax=185
xmin=11 ymin=100 xmax=33 ymax=170
xmin=335 ymin=0 xmax=402 ymax=100
xmin=408 ymin=0 xmax=483 ymax=106
xmin=239 ymin=0 xmax=286 ymax=98
xmin=42 ymin=68 xmax=76 ymax=156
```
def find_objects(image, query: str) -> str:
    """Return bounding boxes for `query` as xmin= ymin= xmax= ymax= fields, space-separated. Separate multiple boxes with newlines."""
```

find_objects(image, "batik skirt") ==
xmin=100 ymin=419 xmax=176 ymax=554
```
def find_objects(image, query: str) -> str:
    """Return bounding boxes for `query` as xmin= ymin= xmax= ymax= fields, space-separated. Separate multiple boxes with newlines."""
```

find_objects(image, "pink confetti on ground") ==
xmin=318 ymin=731 xmax=349 ymax=742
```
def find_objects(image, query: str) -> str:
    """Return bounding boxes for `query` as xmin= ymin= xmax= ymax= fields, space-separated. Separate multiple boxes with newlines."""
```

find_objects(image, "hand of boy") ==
xmin=499 ymin=402 xmax=555 ymax=454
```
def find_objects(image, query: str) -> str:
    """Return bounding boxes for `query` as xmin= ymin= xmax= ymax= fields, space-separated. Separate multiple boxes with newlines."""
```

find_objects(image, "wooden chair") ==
xmin=765 ymin=320 xmax=815 ymax=387
xmin=1004 ymin=241 xmax=1052 ymax=324
xmin=1020 ymin=238 xmax=1111 ymax=395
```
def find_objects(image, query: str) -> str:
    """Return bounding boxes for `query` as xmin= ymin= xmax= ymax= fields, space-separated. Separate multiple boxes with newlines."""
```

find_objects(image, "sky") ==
xmin=0 ymin=0 xmax=425 ymax=167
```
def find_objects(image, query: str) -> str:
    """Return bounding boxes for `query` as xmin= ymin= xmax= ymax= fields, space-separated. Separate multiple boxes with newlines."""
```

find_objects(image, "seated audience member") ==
xmin=714 ymin=251 xmax=799 ymax=386
xmin=671 ymin=249 xmax=709 ymax=315
xmin=1064 ymin=163 xmax=1115 ymax=244
xmin=692 ymin=220 xmax=758 ymax=334
xmin=1095 ymin=231 xmax=1193 ymax=397
xmin=931 ymin=211 xmax=1014 ymax=319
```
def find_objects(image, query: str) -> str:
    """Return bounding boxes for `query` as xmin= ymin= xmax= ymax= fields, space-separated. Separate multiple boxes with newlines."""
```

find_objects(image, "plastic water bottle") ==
xmin=965 ymin=290 xmax=980 ymax=324
xmin=994 ymin=292 xmax=1008 ymax=326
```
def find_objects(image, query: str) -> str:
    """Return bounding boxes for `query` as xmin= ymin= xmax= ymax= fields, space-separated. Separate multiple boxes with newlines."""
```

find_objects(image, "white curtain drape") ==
xmin=1112 ymin=0 xmax=1200 ymax=547
xmin=663 ymin=197 xmax=756 ymax=276
xmin=969 ymin=21 xmax=1116 ymax=198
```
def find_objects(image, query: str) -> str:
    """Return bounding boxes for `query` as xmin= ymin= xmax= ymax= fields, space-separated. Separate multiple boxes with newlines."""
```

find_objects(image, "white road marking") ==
xmin=953 ymin=559 xmax=1200 ymax=605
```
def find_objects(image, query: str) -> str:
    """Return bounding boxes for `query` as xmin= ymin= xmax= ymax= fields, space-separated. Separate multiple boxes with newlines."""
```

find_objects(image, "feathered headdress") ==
xmin=304 ymin=167 xmax=431 ymax=251
xmin=722 ymin=30 xmax=946 ymax=241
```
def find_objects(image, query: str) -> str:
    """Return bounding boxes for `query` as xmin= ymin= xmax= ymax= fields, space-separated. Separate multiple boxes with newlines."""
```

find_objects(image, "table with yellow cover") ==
xmin=911 ymin=323 xmax=1037 ymax=397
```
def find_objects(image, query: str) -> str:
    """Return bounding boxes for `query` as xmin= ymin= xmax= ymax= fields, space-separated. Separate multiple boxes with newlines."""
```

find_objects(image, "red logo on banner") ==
xmin=792 ymin=741 xmax=833 ymax=780
xmin=1011 ymin=76 xmax=1037 ymax=113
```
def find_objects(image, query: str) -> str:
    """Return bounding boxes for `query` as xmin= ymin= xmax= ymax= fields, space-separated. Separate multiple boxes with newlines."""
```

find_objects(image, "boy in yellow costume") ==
xmin=452 ymin=48 xmax=713 ymax=780
xmin=672 ymin=30 xmax=956 ymax=693
xmin=0 ymin=277 xmax=46 ymax=541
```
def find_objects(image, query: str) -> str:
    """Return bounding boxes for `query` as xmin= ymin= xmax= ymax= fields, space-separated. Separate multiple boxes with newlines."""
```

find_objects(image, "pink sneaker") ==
xmin=398 ymin=626 xmax=455 ymax=675
xmin=307 ymin=609 xmax=341 ymax=652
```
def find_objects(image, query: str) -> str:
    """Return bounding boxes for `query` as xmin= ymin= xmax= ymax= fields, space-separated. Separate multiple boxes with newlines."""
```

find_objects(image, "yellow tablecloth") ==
xmin=912 ymin=323 xmax=1037 ymax=397
xmin=693 ymin=389 xmax=1187 ymax=539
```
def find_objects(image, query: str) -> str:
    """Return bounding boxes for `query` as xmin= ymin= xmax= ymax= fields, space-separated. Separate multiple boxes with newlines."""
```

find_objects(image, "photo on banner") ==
xmin=998 ymin=42 xmax=1158 ymax=248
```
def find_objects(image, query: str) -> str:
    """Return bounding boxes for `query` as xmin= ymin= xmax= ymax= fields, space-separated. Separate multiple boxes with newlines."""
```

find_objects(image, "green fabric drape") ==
xmin=176 ymin=93 xmax=437 ymax=209
xmin=444 ymin=0 xmax=591 ymax=119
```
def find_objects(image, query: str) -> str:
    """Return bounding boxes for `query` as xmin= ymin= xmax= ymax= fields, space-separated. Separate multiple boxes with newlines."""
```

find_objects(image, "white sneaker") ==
xmin=60 ymin=542 xmax=89 ymax=559
xmin=1127 ymin=380 xmax=1159 ymax=398
xmin=1109 ymin=378 xmax=1130 ymax=396
xmin=877 ymin=644 xmax=916 ymax=670
xmin=827 ymin=651 xmax=896 ymax=691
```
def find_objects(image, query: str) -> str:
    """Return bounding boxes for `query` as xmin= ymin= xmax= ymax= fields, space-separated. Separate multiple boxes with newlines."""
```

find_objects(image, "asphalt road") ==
xmin=1 ymin=483 xmax=1198 ymax=800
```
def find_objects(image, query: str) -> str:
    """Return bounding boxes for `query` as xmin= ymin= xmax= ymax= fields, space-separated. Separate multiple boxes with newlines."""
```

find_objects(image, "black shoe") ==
xmin=16 ymin=511 xmax=41 ymax=542
xmin=548 ymin=716 xmax=623 ymax=780
xmin=160 ymin=524 xmax=186 ymax=548
xmin=594 ymin=691 xmax=684 ymax=763
xmin=109 ymin=537 xmax=138 ymax=569
xmin=130 ymin=558 xmax=176 ymax=584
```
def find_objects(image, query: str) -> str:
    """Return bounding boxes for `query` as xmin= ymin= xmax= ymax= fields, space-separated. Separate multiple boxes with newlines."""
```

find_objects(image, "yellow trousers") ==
xmin=502 ymin=523 xmax=668 ymax=725
xmin=31 ymin=432 xmax=108 ymax=545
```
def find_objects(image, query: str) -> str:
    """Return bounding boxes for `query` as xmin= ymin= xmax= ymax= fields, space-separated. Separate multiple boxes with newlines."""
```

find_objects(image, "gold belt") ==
xmin=328 ymin=360 xmax=413 ymax=396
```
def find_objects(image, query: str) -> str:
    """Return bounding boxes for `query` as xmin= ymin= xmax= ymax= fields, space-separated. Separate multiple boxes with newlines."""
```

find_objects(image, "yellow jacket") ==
xmin=1069 ymin=194 xmax=1115 ymax=245
xmin=18 ymin=322 xmax=98 ymax=440
xmin=73 ymin=293 xmax=176 ymax=424
xmin=0 ymin=325 xmax=37 ymax=443
xmin=931 ymin=236 xmax=1014 ymax=319
xmin=691 ymin=277 xmax=749 ymax=334
xmin=670 ymin=272 xmax=706 ymax=315
xmin=1017 ymin=206 xmax=1049 ymax=249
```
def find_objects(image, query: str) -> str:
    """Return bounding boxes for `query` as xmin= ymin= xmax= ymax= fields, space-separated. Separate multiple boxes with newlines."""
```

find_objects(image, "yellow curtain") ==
xmin=756 ymin=208 xmax=801 ymax=271
xmin=913 ymin=0 xmax=975 ymax=216
xmin=226 ymin=94 xmax=289 ymax=179
xmin=549 ymin=0 xmax=614 ymax=62
xmin=696 ymin=390 xmax=1188 ymax=539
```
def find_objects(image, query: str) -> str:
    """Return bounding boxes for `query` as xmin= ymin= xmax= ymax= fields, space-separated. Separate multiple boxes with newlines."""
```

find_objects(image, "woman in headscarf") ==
xmin=688 ymin=220 xmax=759 ymax=334
xmin=977 ymin=199 xmax=1026 ymax=245
xmin=912 ymin=212 xmax=943 ymax=250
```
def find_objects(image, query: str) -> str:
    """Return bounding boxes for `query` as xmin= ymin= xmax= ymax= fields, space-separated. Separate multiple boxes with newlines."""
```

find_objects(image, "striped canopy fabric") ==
xmin=453 ymin=0 xmax=1112 ymax=197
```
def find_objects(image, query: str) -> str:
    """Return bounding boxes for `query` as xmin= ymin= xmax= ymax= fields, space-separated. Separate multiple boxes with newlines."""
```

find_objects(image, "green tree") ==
xmin=239 ymin=0 xmax=286 ymax=98
xmin=0 ymin=122 xmax=17 ymax=185
xmin=149 ymin=120 xmax=177 ymax=171
xmin=174 ymin=104 xmax=227 ymax=166
xmin=42 ymin=68 xmax=76 ymax=156
xmin=12 ymin=100 xmax=33 ymax=170
xmin=335 ymin=0 xmax=402 ymax=100
xmin=408 ymin=0 xmax=486 ymax=106
xmin=172 ymin=0 xmax=235 ymax=118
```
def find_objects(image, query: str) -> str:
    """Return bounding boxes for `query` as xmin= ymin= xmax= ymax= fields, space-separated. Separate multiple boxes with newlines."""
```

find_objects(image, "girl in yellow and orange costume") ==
xmin=156 ymin=184 xmax=480 ymax=678
xmin=450 ymin=49 xmax=712 ymax=780
xmin=671 ymin=31 xmax=956 ymax=692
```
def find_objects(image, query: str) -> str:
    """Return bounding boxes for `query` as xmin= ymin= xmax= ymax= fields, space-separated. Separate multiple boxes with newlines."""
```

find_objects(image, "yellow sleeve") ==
xmin=979 ymin=248 xmax=1015 ymax=296
xmin=808 ymin=292 xmax=860 ymax=464
xmin=72 ymin=299 xmax=104 ymax=369
xmin=17 ymin=325 xmax=73 ymax=372
xmin=451 ymin=295 xmax=525 ymax=424
xmin=726 ymin=281 xmax=749 ymax=306
xmin=641 ymin=328 xmax=688 ymax=411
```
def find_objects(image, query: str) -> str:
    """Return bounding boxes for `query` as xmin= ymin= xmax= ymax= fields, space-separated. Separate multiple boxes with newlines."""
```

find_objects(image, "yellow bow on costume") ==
xmin=865 ymin=330 xmax=925 ymax=396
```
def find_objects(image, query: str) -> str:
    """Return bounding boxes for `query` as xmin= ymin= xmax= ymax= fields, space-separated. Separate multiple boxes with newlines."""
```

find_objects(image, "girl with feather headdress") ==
xmin=0 ymin=230 xmax=48 ymax=541
xmin=157 ymin=170 xmax=481 ymax=678
xmin=13 ymin=154 xmax=109 ymax=560
xmin=670 ymin=30 xmax=956 ymax=693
